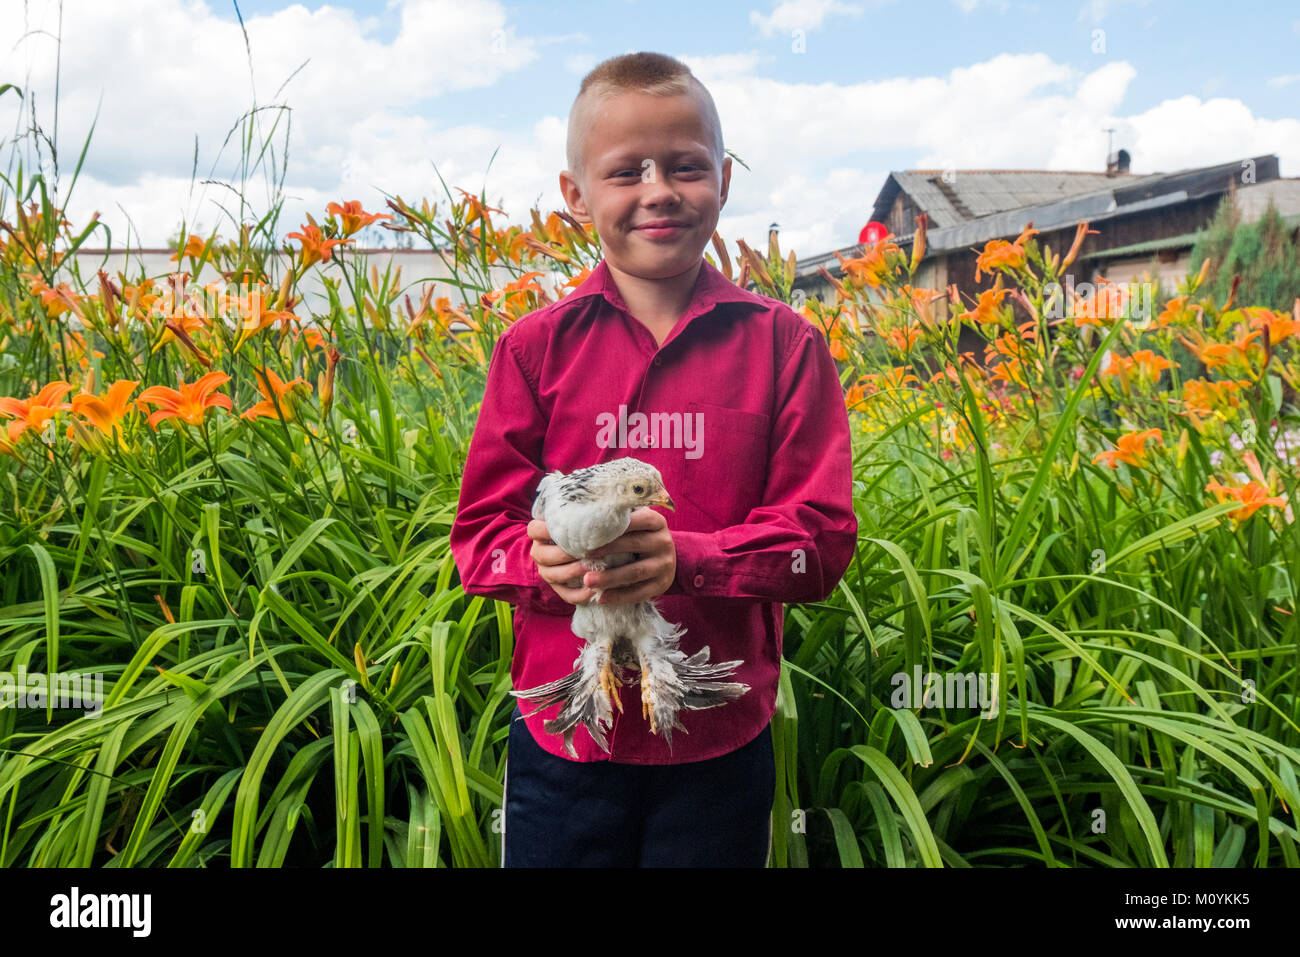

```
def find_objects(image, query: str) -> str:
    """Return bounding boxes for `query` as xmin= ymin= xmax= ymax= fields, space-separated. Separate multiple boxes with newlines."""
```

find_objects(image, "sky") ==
xmin=3 ymin=0 xmax=1299 ymax=258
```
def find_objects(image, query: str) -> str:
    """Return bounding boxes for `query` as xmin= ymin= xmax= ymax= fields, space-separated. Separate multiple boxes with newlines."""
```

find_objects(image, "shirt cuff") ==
xmin=666 ymin=529 xmax=715 ymax=596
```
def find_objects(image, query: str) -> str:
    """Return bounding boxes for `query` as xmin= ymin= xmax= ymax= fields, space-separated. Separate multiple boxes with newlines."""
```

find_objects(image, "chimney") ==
xmin=1106 ymin=148 xmax=1131 ymax=176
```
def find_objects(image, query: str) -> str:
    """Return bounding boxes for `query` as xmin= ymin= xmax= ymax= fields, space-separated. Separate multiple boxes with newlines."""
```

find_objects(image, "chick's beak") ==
xmin=650 ymin=490 xmax=675 ymax=511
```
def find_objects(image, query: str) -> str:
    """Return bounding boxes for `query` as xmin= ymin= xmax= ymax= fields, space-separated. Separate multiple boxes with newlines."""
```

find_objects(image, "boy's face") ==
xmin=560 ymin=90 xmax=731 ymax=280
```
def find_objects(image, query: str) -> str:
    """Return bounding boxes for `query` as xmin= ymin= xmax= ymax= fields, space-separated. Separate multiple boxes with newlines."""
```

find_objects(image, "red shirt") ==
xmin=449 ymin=256 xmax=857 ymax=764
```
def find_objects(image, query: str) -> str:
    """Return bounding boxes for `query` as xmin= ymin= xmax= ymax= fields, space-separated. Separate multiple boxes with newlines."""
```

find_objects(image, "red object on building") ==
xmin=858 ymin=221 xmax=889 ymax=245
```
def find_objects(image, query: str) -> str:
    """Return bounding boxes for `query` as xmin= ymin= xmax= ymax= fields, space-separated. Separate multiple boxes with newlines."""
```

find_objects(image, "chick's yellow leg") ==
xmin=598 ymin=659 xmax=623 ymax=712
xmin=641 ymin=667 xmax=657 ymax=733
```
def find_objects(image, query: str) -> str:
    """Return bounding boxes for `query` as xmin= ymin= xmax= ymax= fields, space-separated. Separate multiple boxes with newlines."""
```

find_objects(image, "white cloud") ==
xmin=952 ymin=0 xmax=1011 ymax=12
xmin=1077 ymin=0 xmax=1152 ymax=22
xmin=1 ymin=0 xmax=542 ymax=244
xmin=1116 ymin=95 xmax=1300 ymax=175
xmin=4 ymin=4 xmax=1298 ymax=261
xmin=749 ymin=0 xmax=867 ymax=37
xmin=681 ymin=53 xmax=768 ymax=81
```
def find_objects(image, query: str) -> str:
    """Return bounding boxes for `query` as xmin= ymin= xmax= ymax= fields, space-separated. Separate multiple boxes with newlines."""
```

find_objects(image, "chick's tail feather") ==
xmin=510 ymin=639 xmax=614 ymax=758
xmin=638 ymin=605 xmax=750 ymax=752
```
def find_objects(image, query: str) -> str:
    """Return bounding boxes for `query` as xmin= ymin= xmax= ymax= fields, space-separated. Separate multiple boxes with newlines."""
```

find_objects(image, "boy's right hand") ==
xmin=527 ymin=519 xmax=597 ymax=606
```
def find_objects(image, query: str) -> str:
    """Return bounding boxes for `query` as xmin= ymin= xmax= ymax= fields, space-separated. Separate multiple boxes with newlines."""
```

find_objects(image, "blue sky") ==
xmin=3 ymin=0 xmax=1298 ymax=255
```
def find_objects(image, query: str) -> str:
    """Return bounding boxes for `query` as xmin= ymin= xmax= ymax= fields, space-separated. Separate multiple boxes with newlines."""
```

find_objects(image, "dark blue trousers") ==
xmin=502 ymin=705 xmax=774 ymax=867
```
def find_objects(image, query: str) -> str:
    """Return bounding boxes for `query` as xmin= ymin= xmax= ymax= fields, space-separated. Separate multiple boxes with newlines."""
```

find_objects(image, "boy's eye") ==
xmin=612 ymin=165 xmax=703 ymax=178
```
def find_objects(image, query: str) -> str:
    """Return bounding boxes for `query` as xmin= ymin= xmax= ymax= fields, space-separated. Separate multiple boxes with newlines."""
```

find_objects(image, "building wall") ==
xmin=63 ymin=247 xmax=555 ymax=320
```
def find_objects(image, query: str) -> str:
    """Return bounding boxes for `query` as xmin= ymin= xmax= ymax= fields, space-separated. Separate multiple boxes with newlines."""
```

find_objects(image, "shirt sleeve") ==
xmin=663 ymin=321 xmax=858 ymax=604
xmin=449 ymin=330 xmax=574 ymax=617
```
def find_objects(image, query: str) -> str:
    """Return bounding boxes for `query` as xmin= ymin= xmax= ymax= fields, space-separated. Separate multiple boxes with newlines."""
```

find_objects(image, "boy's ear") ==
xmin=559 ymin=170 xmax=591 ymax=223
xmin=719 ymin=155 xmax=732 ymax=210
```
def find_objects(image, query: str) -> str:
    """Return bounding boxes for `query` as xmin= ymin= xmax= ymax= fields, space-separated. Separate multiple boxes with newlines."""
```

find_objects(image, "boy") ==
xmin=449 ymin=51 xmax=857 ymax=867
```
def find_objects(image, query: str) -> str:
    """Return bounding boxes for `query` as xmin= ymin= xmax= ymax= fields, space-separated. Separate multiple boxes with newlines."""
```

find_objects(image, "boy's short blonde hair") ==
xmin=566 ymin=51 xmax=725 ymax=186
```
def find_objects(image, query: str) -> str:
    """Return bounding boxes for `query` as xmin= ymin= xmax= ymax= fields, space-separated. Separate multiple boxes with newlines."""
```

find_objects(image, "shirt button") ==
xmin=653 ymin=357 xmax=662 ymax=366
xmin=693 ymin=574 xmax=704 ymax=588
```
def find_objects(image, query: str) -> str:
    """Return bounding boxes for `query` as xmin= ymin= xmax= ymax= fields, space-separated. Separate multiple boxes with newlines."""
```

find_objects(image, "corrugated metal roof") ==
xmin=873 ymin=170 xmax=1163 ymax=227
xmin=924 ymin=188 xmax=1187 ymax=254
xmin=797 ymin=155 xmax=1283 ymax=281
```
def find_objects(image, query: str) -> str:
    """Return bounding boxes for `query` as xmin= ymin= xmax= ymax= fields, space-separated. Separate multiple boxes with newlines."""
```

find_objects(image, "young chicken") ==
xmin=511 ymin=457 xmax=750 ymax=757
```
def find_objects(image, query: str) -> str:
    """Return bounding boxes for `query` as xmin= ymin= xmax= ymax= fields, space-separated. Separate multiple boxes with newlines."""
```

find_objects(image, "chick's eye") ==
xmin=633 ymin=485 xmax=644 ymax=494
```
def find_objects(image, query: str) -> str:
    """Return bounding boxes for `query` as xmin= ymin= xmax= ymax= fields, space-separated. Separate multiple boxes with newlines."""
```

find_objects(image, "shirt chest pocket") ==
xmin=677 ymin=400 xmax=771 ymax=529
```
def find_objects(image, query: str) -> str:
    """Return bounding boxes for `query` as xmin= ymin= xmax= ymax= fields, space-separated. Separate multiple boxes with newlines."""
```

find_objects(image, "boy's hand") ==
xmin=582 ymin=507 xmax=676 ymax=605
xmin=527 ymin=520 xmax=597 ymax=606
xmin=527 ymin=507 xmax=676 ymax=607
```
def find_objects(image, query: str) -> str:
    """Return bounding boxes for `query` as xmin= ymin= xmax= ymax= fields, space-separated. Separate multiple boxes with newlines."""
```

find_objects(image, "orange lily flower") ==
xmin=860 ymin=366 xmax=921 ymax=393
xmin=171 ymin=233 xmax=219 ymax=261
xmin=1181 ymin=378 xmax=1250 ymax=431
xmin=845 ymin=376 xmax=870 ymax=411
xmin=557 ymin=268 xmax=592 ymax=295
xmin=135 ymin=371 xmax=233 ymax=429
xmin=884 ymin=323 xmax=922 ymax=353
xmin=242 ymin=367 xmax=311 ymax=423
xmin=975 ymin=225 xmax=1038 ymax=282
xmin=957 ymin=287 xmax=1012 ymax=325
xmin=836 ymin=240 xmax=902 ymax=291
xmin=70 ymin=379 xmax=140 ymax=439
xmin=287 ymin=223 xmax=352 ymax=268
xmin=455 ymin=188 xmax=506 ymax=228
xmin=296 ymin=326 xmax=327 ymax=352
xmin=802 ymin=303 xmax=853 ymax=361
xmin=485 ymin=271 xmax=548 ymax=320
xmin=326 ymin=200 xmax=394 ymax=237
xmin=989 ymin=358 xmax=1030 ymax=389
xmin=1179 ymin=326 xmax=1264 ymax=377
xmin=1154 ymin=295 xmax=1197 ymax=329
xmin=1244 ymin=306 xmax=1300 ymax=348
xmin=893 ymin=284 xmax=943 ymax=329
xmin=0 ymin=381 xmax=74 ymax=443
xmin=1093 ymin=428 xmax=1163 ymax=469
xmin=1071 ymin=279 xmax=1129 ymax=327
xmin=59 ymin=328 xmax=106 ymax=372
xmin=25 ymin=274 xmax=83 ymax=319
xmin=1205 ymin=477 xmax=1287 ymax=525
xmin=1100 ymin=349 xmax=1174 ymax=391
xmin=233 ymin=294 xmax=297 ymax=352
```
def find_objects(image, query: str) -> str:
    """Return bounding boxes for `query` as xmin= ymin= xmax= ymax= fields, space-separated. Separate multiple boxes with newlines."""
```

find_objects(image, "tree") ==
xmin=1190 ymin=194 xmax=1300 ymax=311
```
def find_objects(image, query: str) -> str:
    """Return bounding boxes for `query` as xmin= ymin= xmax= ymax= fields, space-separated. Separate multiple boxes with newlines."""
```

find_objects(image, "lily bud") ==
xmin=910 ymin=213 xmax=927 ymax=274
xmin=319 ymin=346 xmax=340 ymax=418
xmin=1061 ymin=221 xmax=1098 ymax=271
xmin=1222 ymin=274 xmax=1241 ymax=312
xmin=711 ymin=231 xmax=733 ymax=281
xmin=1192 ymin=257 xmax=1212 ymax=292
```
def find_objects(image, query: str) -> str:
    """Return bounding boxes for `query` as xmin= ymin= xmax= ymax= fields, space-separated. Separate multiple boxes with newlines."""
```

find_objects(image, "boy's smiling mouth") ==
xmin=634 ymin=219 xmax=691 ymax=240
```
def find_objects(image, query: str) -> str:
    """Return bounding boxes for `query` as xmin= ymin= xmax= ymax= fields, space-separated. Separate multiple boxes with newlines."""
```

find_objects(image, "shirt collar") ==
xmin=566 ymin=256 xmax=766 ymax=324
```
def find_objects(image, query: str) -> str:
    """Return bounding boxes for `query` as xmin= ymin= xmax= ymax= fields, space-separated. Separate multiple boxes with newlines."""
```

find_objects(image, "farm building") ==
xmin=792 ymin=153 xmax=1300 ymax=313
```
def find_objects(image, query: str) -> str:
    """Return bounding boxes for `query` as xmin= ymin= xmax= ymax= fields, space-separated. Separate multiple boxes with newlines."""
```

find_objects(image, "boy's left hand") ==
xmin=582 ymin=506 xmax=676 ymax=604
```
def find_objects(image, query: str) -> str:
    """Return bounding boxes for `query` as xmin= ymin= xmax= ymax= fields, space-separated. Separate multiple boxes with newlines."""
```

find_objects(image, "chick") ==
xmin=512 ymin=457 xmax=749 ymax=756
